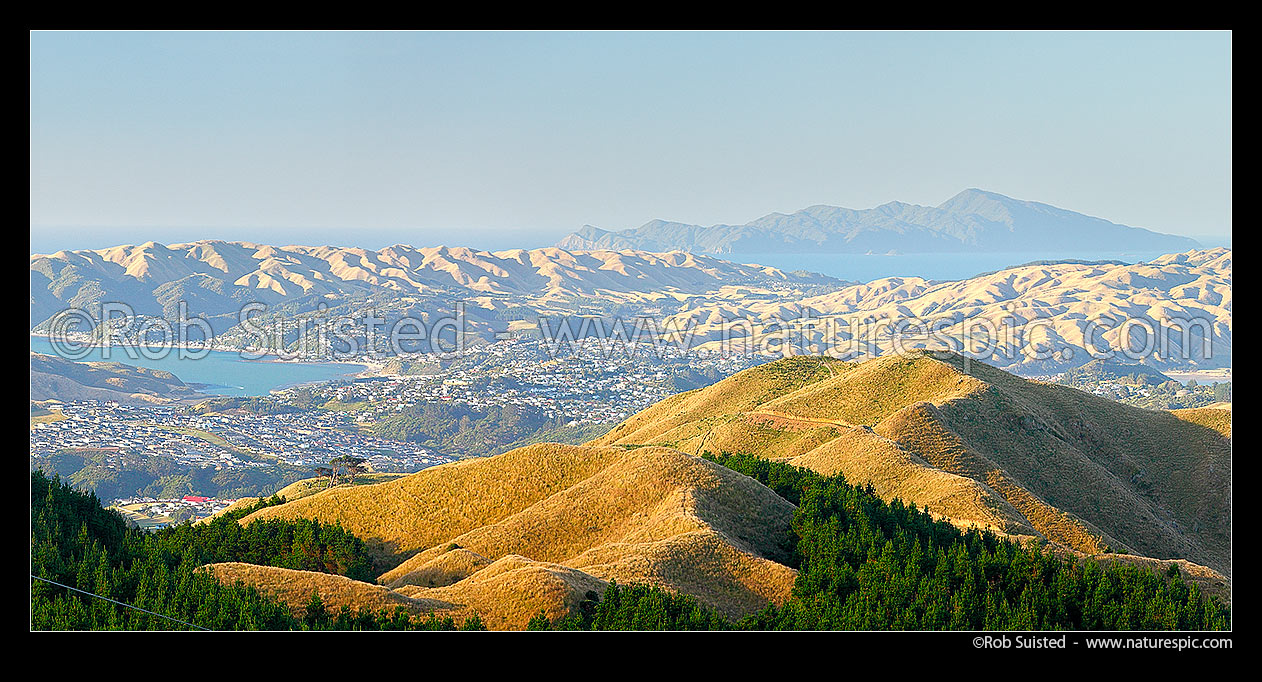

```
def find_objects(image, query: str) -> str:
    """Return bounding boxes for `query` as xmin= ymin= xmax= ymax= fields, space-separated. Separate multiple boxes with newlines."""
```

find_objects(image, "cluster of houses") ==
xmin=110 ymin=495 xmax=237 ymax=529
xmin=303 ymin=336 xmax=759 ymax=426
xmin=30 ymin=400 xmax=452 ymax=475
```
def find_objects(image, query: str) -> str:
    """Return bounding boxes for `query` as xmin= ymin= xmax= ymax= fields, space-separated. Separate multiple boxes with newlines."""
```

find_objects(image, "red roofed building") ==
xmin=183 ymin=495 xmax=211 ymax=503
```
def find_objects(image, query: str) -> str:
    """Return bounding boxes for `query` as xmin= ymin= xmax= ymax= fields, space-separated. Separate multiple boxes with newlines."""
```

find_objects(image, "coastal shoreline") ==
xmin=30 ymin=333 xmax=375 ymax=369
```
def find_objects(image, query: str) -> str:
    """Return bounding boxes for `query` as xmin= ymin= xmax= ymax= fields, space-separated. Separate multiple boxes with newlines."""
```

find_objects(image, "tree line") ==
xmin=30 ymin=471 xmax=484 ymax=630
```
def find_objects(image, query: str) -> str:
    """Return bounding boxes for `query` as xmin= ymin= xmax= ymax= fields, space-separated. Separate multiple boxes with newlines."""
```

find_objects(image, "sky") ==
xmin=30 ymin=31 xmax=1232 ymax=254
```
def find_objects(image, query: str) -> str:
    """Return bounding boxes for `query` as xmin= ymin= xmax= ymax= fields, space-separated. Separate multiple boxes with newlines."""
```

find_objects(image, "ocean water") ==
xmin=730 ymin=250 xmax=1181 ymax=283
xmin=30 ymin=336 xmax=364 ymax=397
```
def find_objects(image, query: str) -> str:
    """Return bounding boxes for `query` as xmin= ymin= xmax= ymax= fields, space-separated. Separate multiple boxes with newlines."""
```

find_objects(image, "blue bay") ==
xmin=30 ymin=336 xmax=364 ymax=397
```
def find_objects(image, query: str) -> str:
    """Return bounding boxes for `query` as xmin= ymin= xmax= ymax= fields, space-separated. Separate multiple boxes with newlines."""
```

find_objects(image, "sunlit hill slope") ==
xmin=593 ymin=351 xmax=1230 ymax=576
xmin=211 ymin=443 xmax=797 ymax=629
xmin=201 ymin=352 xmax=1230 ymax=627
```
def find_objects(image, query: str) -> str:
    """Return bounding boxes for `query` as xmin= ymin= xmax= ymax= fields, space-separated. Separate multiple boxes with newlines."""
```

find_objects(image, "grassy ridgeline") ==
xmin=533 ymin=453 xmax=1229 ymax=630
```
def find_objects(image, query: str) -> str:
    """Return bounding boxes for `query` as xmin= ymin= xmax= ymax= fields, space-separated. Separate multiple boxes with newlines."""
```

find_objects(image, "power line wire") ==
xmin=31 ymin=575 xmax=211 ymax=631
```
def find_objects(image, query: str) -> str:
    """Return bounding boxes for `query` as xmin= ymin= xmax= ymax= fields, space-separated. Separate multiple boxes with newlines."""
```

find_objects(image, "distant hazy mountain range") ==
xmin=556 ymin=189 xmax=1202 ymax=254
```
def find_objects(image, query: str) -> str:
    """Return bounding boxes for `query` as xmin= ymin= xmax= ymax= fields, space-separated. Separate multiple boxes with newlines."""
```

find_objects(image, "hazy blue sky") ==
xmin=30 ymin=31 xmax=1232 ymax=253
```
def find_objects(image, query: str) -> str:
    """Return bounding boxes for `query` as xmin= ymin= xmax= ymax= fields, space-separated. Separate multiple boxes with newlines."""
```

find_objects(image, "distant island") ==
xmin=556 ymin=189 xmax=1202 ymax=255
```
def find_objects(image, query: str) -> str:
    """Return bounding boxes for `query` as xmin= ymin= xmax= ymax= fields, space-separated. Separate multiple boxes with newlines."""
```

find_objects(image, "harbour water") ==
xmin=30 ymin=336 xmax=365 ymax=397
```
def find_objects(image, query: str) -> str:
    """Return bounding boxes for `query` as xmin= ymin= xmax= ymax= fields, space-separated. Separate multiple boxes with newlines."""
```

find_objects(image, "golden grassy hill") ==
xmin=241 ymin=443 xmax=624 ymax=564
xmin=200 ymin=562 xmax=459 ymax=617
xmin=227 ymin=443 xmax=797 ymax=623
xmin=1170 ymin=407 xmax=1231 ymax=439
xmin=202 ymin=557 xmax=607 ymax=630
xmin=389 ymin=547 xmax=494 ymax=588
xmin=593 ymin=351 xmax=1231 ymax=576
xmin=272 ymin=473 xmax=410 ymax=501
xmin=596 ymin=356 xmax=847 ymax=448
xmin=196 ymin=473 xmax=410 ymax=524
xmin=393 ymin=555 xmax=610 ymax=630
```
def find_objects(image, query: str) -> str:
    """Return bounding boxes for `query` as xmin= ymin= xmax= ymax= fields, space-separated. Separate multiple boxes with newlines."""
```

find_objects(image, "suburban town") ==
xmin=304 ymin=336 xmax=763 ymax=426
xmin=30 ymin=401 xmax=450 ymax=472
xmin=34 ymin=329 xmax=1233 ymax=525
xmin=30 ymin=337 xmax=767 ymax=520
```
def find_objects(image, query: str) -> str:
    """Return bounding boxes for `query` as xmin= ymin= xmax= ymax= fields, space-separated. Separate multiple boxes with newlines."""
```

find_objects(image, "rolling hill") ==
xmin=592 ymin=351 xmax=1231 ymax=576
xmin=557 ymin=189 xmax=1202 ymax=254
xmin=220 ymin=443 xmax=797 ymax=628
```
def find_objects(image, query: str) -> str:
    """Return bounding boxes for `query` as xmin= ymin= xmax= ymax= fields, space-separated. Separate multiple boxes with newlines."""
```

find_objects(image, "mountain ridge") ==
xmin=556 ymin=189 xmax=1203 ymax=254
xmin=29 ymin=242 xmax=1230 ymax=373
xmin=674 ymin=247 xmax=1231 ymax=372
xmin=29 ymin=241 xmax=839 ymax=331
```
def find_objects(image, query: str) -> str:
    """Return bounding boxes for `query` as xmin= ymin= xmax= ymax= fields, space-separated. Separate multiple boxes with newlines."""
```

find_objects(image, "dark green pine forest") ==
xmin=30 ymin=471 xmax=484 ymax=630
xmin=32 ymin=451 xmax=1230 ymax=631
